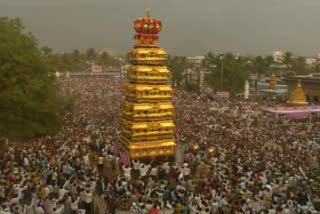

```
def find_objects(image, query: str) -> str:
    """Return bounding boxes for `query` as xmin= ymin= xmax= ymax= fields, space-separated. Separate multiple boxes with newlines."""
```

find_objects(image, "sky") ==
xmin=1 ymin=0 xmax=319 ymax=56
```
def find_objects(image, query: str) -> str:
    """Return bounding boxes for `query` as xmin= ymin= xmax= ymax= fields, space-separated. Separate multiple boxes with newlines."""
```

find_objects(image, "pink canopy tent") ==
xmin=261 ymin=106 xmax=320 ymax=120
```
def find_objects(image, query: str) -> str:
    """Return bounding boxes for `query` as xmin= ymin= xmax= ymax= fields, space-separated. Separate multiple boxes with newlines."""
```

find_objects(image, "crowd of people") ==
xmin=0 ymin=75 xmax=319 ymax=214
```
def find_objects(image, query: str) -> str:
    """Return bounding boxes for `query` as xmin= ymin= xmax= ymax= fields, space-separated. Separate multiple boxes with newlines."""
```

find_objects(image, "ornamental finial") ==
xmin=146 ymin=8 xmax=151 ymax=18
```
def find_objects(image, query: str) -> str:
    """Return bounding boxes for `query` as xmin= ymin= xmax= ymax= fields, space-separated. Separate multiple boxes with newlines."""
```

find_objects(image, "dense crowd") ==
xmin=0 ymin=76 xmax=319 ymax=214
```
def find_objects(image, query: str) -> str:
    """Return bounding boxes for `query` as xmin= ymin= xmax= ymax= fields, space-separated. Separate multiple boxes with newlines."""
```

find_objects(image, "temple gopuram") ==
xmin=119 ymin=9 xmax=176 ymax=159
xmin=285 ymin=73 xmax=320 ymax=104
xmin=287 ymin=80 xmax=309 ymax=107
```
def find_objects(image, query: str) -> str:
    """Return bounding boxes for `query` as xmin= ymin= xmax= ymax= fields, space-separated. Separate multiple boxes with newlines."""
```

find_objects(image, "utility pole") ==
xmin=220 ymin=56 xmax=224 ymax=91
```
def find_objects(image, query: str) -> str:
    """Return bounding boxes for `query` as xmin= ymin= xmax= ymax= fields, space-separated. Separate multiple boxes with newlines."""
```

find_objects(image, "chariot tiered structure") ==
xmin=119 ymin=9 xmax=176 ymax=159
xmin=269 ymin=73 xmax=277 ymax=90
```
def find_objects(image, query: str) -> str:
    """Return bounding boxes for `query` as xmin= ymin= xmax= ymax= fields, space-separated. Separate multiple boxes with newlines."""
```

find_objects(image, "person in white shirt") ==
xmin=139 ymin=164 xmax=150 ymax=179
xmin=181 ymin=163 xmax=191 ymax=179
xmin=122 ymin=165 xmax=132 ymax=181
xmin=24 ymin=198 xmax=36 ymax=214
xmin=211 ymin=200 xmax=219 ymax=214
xmin=53 ymin=203 xmax=64 ymax=214
xmin=98 ymin=155 xmax=104 ymax=173
xmin=23 ymin=156 xmax=29 ymax=167
xmin=150 ymin=165 xmax=158 ymax=178
xmin=163 ymin=162 xmax=170 ymax=175
xmin=81 ymin=189 xmax=92 ymax=214
xmin=44 ymin=197 xmax=57 ymax=214
xmin=132 ymin=159 xmax=140 ymax=178
xmin=58 ymin=189 xmax=68 ymax=201
xmin=282 ymin=205 xmax=291 ymax=214
xmin=70 ymin=196 xmax=80 ymax=214
xmin=83 ymin=154 xmax=89 ymax=167
xmin=35 ymin=205 xmax=45 ymax=214
xmin=9 ymin=186 xmax=26 ymax=206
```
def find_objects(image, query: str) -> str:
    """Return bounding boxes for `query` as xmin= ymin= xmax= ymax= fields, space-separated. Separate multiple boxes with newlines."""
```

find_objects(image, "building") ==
xmin=257 ymin=76 xmax=287 ymax=92
xmin=187 ymin=56 xmax=205 ymax=67
xmin=187 ymin=69 xmax=209 ymax=91
xmin=258 ymin=74 xmax=288 ymax=101
xmin=185 ymin=56 xmax=209 ymax=92
xmin=305 ymin=58 xmax=317 ymax=67
xmin=273 ymin=51 xmax=285 ymax=63
xmin=317 ymin=53 xmax=320 ymax=65
xmin=285 ymin=73 xmax=320 ymax=103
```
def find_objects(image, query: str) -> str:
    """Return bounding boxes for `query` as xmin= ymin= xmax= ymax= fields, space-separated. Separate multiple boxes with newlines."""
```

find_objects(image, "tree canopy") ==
xmin=166 ymin=55 xmax=186 ymax=88
xmin=0 ymin=17 xmax=72 ymax=140
xmin=51 ymin=48 xmax=123 ymax=73
xmin=202 ymin=52 xmax=249 ymax=93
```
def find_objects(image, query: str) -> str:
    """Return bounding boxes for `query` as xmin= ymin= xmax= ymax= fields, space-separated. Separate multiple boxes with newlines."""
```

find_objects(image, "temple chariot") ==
xmin=119 ymin=9 xmax=176 ymax=160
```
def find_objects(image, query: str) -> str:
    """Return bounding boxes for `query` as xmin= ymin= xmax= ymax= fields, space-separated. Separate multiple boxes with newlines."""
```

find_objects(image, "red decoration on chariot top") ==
xmin=133 ymin=9 xmax=162 ymax=45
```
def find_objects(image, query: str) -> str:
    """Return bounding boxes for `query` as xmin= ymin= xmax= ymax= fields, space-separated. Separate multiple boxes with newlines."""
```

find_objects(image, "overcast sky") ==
xmin=1 ymin=0 xmax=319 ymax=56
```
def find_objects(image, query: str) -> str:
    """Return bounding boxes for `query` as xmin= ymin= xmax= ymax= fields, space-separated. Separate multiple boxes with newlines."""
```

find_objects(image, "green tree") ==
xmin=315 ymin=63 xmax=320 ymax=73
xmin=40 ymin=46 xmax=53 ymax=57
xmin=201 ymin=52 xmax=217 ymax=70
xmin=0 ymin=17 xmax=72 ymax=140
xmin=52 ymin=49 xmax=125 ymax=72
xmin=86 ymin=48 xmax=96 ymax=62
xmin=40 ymin=46 xmax=57 ymax=70
xmin=99 ymin=51 xmax=111 ymax=70
xmin=166 ymin=56 xmax=185 ymax=88
xmin=283 ymin=51 xmax=292 ymax=68
xmin=265 ymin=55 xmax=274 ymax=65
xmin=250 ymin=55 xmax=273 ymax=74
xmin=252 ymin=56 xmax=266 ymax=74
xmin=60 ymin=53 xmax=73 ymax=72
xmin=204 ymin=52 xmax=248 ymax=93
xmin=292 ymin=56 xmax=306 ymax=75
xmin=70 ymin=49 xmax=87 ymax=72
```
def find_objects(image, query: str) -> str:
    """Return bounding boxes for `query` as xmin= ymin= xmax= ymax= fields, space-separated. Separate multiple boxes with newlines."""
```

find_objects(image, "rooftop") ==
xmin=286 ymin=73 xmax=320 ymax=80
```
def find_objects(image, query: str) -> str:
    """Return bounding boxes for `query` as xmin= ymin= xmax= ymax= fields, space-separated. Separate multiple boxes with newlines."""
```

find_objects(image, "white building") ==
xmin=273 ymin=51 xmax=285 ymax=63
xmin=187 ymin=56 xmax=205 ymax=67
xmin=316 ymin=53 xmax=320 ymax=65
xmin=305 ymin=58 xmax=317 ymax=66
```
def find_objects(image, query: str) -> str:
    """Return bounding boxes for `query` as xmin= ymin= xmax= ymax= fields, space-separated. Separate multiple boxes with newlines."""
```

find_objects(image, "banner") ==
xmin=216 ymin=91 xmax=230 ymax=98
xmin=92 ymin=65 xmax=102 ymax=73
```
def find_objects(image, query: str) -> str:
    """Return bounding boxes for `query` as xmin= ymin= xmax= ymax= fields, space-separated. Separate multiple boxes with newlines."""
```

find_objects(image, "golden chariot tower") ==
xmin=269 ymin=73 xmax=277 ymax=90
xmin=119 ymin=9 xmax=176 ymax=159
